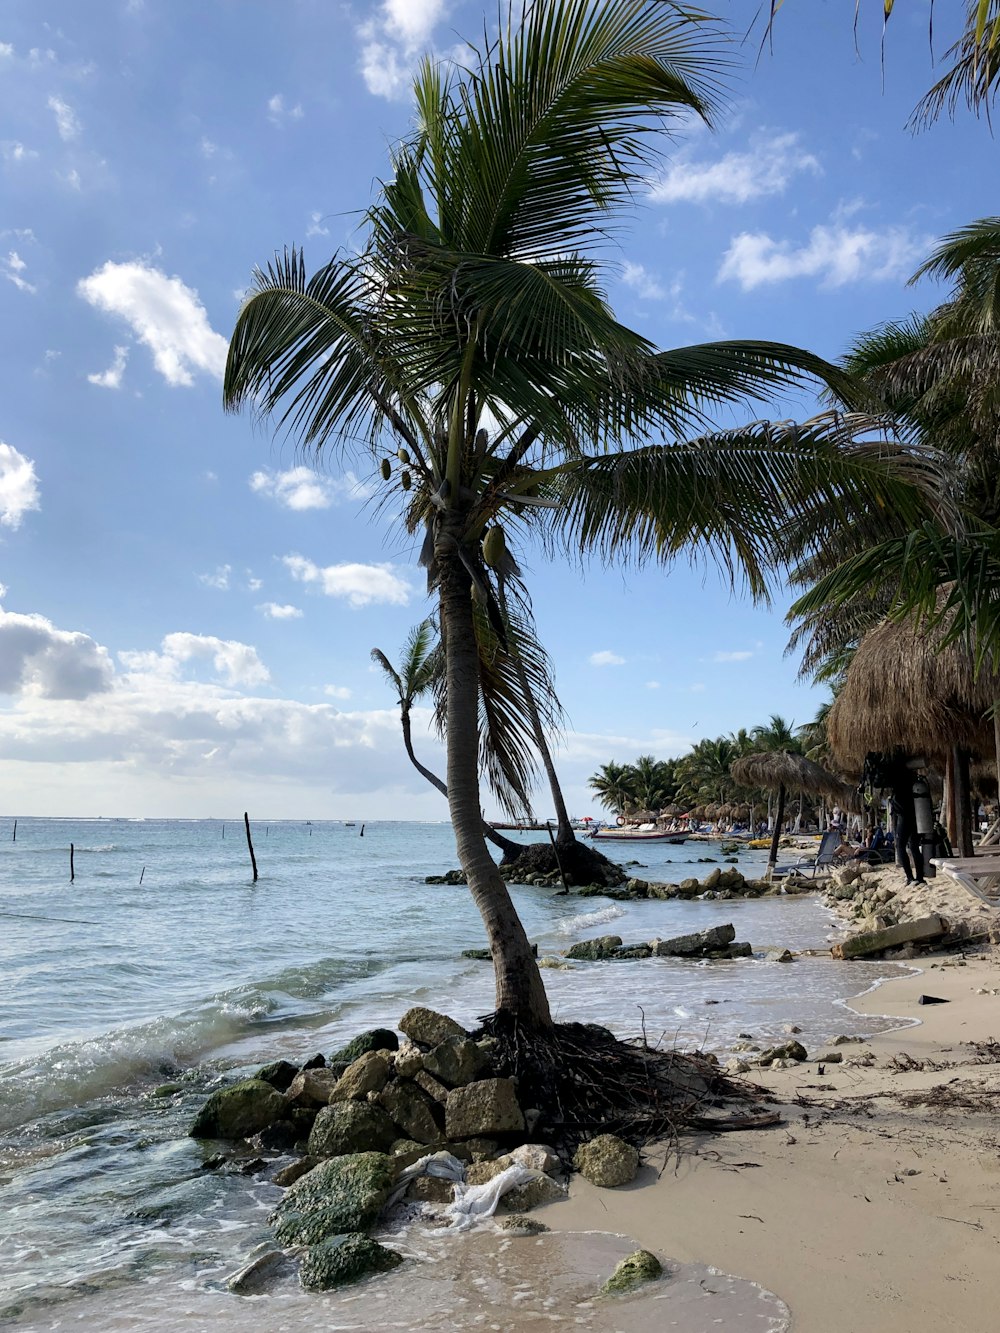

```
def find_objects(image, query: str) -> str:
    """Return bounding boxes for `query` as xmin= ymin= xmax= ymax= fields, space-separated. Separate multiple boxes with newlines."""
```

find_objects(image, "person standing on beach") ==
xmin=888 ymin=760 xmax=925 ymax=886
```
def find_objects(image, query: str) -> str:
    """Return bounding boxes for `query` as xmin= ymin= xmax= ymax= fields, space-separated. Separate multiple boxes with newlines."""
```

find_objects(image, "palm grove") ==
xmin=224 ymin=1 xmax=954 ymax=1031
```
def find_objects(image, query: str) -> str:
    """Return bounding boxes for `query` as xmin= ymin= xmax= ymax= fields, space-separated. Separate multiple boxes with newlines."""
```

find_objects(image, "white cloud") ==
xmin=87 ymin=344 xmax=128 ymax=389
xmin=258 ymin=602 xmax=303 ymax=620
xmin=718 ymin=223 xmax=931 ymax=291
xmin=250 ymin=466 xmax=371 ymax=510
xmin=198 ymin=564 xmax=231 ymax=591
xmin=645 ymin=680 xmax=660 ymax=690
xmin=589 ymin=650 xmax=626 ymax=667
xmin=0 ymin=583 xmax=7 ymax=599
xmin=711 ymin=650 xmax=753 ymax=663
xmin=358 ymin=0 xmax=450 ymax=98
xmin=267 ymin=93 xmax=303 ymax=125
xmin=77 ymin=260 xmax=228 ymax=387
xmin=283 ymin=554 xmax=412 ymax=608
xmin=0 ymin=443 xmax=40 ymax=529
xmin=649 ymin=132 xmax=819 ymax=206
xmin=306 ymin=211 xmax=329 ymax=237
xmin=121 ymin=631 xmax=270 ymax=687
xmin=0 ymin=609 xmax=113 ymax=698
xmin=2 ymin=250 xmax=35 ymax=293
xmin=2 ymin=141 xmax=39 ymax=162
xmin=0 ymin=43 xmax=13 ymax=58
xmin=47 ymin=94 xmax=81 ymax=141
xmin=324 ymin=684 xmax=352 ymax=700
xmin=621 ymin=261 xmax=667 ymax=301
xmin=61 ymin=167 xmax=82 ymax=191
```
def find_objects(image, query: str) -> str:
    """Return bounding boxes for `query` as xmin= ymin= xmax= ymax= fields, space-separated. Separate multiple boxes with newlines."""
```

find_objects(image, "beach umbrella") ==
xmin=730 ymin=751 xmax=856 ymax=874
xmin=827 ymin=613 xmax=1000 ymax=855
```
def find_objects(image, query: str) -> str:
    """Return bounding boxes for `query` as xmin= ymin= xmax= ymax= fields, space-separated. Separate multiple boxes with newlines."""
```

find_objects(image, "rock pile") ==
xmin=563 ymin=923 xmax=752 ymax=962
xmin=192 ymin=1007 xmax=576 ymax=1294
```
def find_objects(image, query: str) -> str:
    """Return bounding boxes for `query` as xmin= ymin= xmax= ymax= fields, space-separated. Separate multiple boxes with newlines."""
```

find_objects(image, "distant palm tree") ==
xmin=225 ymin=0 xmax=934 ymax=1028
xmin=588 ymin=761 xmax=634 ymax=818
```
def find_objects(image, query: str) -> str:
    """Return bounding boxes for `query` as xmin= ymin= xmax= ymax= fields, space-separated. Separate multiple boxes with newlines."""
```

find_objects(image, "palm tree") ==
xmin=588 ymin=761 xmax=634 ymax=818
xmin=371 ymin=619 xmax=523 ymax=859
xmin=677 ymin=737 xmax=737 ymax=806
xmin=764 ymin=2 xmax=1000 ymax=127
xmin=224 ymin=0 xmax=934 ymax=1028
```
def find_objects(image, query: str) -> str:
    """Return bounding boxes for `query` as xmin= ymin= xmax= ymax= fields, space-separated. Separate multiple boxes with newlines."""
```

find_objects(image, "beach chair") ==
xmin=930 ymin=853 xmax=1000 ymax=906
xmin=771 ymin=829 xmax=842 ymax=879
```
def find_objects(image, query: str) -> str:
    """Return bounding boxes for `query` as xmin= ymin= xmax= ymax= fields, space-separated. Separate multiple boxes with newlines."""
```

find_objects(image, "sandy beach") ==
xmin=558 ymin=865 xmax=1000 ymax=1332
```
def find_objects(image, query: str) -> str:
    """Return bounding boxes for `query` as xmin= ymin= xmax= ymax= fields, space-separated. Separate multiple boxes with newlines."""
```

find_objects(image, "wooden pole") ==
xmin=70 ymin=843 xmax=75 ymax=883
xmin=11 ymin=819 xmax=16 ymax=842
xmin=954 ymin=746 xmax=975 ymax=857
xmin=139 ymin=866 xmax=145 ymax=884
xmin=546 ymin=824 xmax=569 ymax=892
xmin=244 ymin=811 xmax=259 ymax=883
xmin=766 ymin=783 xmax=786 ymax=877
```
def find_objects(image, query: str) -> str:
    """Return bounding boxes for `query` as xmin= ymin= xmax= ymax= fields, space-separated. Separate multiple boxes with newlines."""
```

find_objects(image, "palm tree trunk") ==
xmin=767 ymin=783 xmax=787 ymax=875
xmin=400 ymin=710 xmax=521 ymax=859
xmin=497 ymin=583 xmax=575 ymax=846
xmin=438 ymin=531 xmax=552 ymax=1026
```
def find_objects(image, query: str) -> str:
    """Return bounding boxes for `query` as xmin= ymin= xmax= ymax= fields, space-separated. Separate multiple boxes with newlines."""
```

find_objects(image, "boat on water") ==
xmin=591 ymin=823 xmax=687 ymax=844
xmin=489 ymin=819 xmax=555 ymax=832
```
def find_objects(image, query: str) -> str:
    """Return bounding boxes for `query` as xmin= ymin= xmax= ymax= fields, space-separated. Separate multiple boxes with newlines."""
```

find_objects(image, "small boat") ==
xmin=591 ymin=824 xmax=687 ymax=844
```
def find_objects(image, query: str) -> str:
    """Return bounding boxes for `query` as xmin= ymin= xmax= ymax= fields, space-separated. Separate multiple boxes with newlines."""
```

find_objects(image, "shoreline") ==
xmin=553 ymin=938 xmax=1000 ymax=1333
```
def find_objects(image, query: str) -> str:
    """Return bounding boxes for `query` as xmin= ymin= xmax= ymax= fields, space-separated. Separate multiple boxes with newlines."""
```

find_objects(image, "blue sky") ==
xmin=0 ymin=1 xmax=991 ymax=819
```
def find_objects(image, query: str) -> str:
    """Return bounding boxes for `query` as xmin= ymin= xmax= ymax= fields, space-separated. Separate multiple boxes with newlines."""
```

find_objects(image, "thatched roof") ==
xmin=731 ymin=750 xmax=856 ymax=804
xmin=828 ymin=614 xmax=1000 ymax=774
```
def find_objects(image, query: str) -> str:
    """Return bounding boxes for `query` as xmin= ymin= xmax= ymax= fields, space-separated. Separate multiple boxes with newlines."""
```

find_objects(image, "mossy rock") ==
xmin=299 ymin=1232 xmax=403 ymax=1291
xmin=271 ymin=1152 xmax=395 ymax=1246
xmin=308 ymin=1099 xmax=398 ymax=1158
xmin=189 ymin=1079 xmax=286 ymax=1141
xmin=600 ymin=1249 xmax=662 ymax=1295
xmin=329 ymin=1028 xmax=399 ymax=1065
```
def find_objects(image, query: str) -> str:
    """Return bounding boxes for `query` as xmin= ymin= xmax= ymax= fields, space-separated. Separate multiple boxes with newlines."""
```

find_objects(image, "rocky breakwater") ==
xmin=564 ymin=923 xmax=753 ymax=962
xmin=189 ymin=1007 xmax=572 ymax=1295
xmin=430 ymin=863 xmax=785 ymax=904
xmin=823 ymin=865 xmax=994 ymax=960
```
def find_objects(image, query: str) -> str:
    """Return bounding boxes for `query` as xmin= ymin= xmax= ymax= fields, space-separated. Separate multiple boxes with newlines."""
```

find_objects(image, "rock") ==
xmin=817 ymin=1052 xmax=843 ymax=1064
xmin=390 ymin=1138 xmax=429 ymax=1169
xmin=307 ymin=1099 xmax=398 ymax=1158
xmin=329 ymin=1028 xmax=399 ymax=1065
xmin=832 ymin=915 xmax=946 ymax=959
xmin=392 ymin=1041 xmax=424 ymax=1078
xmin=285 ymin=1067 xmax=340 ymax=1108
xmin=465 ymin=1159 xmax=509 ymax=1186
xmin=254 ymin=1059 xmax=299 ymax=1093
xmin=226 ymin=1249 xmax=291 ymax=1295
xmin=720 ymin=942 xmax=753 ymax=958
xmin=271 ymin=1152 xmax=395 ymax=1246
xmin=652 ymin=924 xmax=736 ymax=957
xmin=600 ymin=1249 xmax=662 ymax=1295
xmin=254 ymin=1120 xmax=299 ymax=1151
xmin=702 ymin=868 xmax=722 ymax=890
xmin=299 ymin=1233 xmax=403 ymax=1292
xmin=573 ymin=1134 xmax=639 ymax=1187
xmin=413 ymin=1069 xmax=450 ymax=1104
xmin=189 ymin=1079 xmax=287 ymax=1141
xmin=445 ymin=1078 xmax=525 ymax=1138
xmin=405 ymin=1174 xmax=456 ymax=1204
xmin=302 ymin=1053 xmax=326 ymax=1069
xmin=422 ymin=1036 xmax=490 ymax=1088
xmin=331 ymin=1051 xmax=391 ymax=1101
xmin=758 ymin=1040 xmax=808 ymax=1065
xmin=724 ymin=1058 xmax=750 ymax=1074
xmin=831 ymin=1034 xmax=864 ymax=1045
xmin=456 ymin=1136 xmax=499 ymax=1161
xmin=766 ymin=949 xmax=795 ymax=963
xmin=565 ymin=935 xmax=623 ymax=961
xmin=273 ymin=1156 xmax=319 ymax=1187
xmin=497 ymin=1214 xmax=548 ymax=1235
xmin=398 ymin=1007 xmax=468 ymax=1048
xmin=500 ymin=1174 xmax=566 ymax=1212
xmin=611 ymin=944 xmax=653 ymax=960
xmin=379 ymin=1078 xmax=444 ymax=1144
xmin=507 ymin=1143 xmax=561 ymax=1175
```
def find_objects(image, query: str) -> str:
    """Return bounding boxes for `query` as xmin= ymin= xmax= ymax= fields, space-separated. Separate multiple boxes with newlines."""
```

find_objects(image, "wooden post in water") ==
xmin=244 ymin=811 xmax=259 ymax=882
xmin=70 ymin=843 xmax=75 ymax=883
xmin=546 ymin=824 xmax=569 ymax=893
xmin=139 ymin=866 xmax=145 ymax=884
xmin=11 ymin=819 xmax=16 ymax=842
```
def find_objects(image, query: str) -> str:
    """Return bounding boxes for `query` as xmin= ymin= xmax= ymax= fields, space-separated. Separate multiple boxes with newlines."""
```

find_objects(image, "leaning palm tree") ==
xmin=588 ymin=761 xmax=635 ymax=818
xmin=225 ymin=0 xmax=935 ymax=1028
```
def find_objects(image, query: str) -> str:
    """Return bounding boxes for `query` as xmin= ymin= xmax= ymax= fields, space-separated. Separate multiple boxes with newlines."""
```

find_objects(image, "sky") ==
xmin=0 ymin=0 xmax=994 ymax=820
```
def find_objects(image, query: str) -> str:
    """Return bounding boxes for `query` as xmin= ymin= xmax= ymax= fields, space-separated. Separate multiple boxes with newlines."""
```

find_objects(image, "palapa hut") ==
xmin=827 ymin=614 xmax=1000 ymax=856
xmin=731 ymin=751 xmax=858 ymax=875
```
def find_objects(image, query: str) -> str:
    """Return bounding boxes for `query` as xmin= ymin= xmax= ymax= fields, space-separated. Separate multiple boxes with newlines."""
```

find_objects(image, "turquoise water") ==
xmin=0 ymin=818 xmax=905 ymax=1327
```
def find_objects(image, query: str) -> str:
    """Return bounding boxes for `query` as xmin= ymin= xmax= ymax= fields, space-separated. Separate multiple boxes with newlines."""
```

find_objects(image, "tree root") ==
xmin=476 ymin=1012 xmax=774 ymax=1156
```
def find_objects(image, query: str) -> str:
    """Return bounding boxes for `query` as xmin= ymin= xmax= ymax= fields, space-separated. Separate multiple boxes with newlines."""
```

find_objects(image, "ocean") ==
xmin=0 ymin=818 xmax=909 ymax=1329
